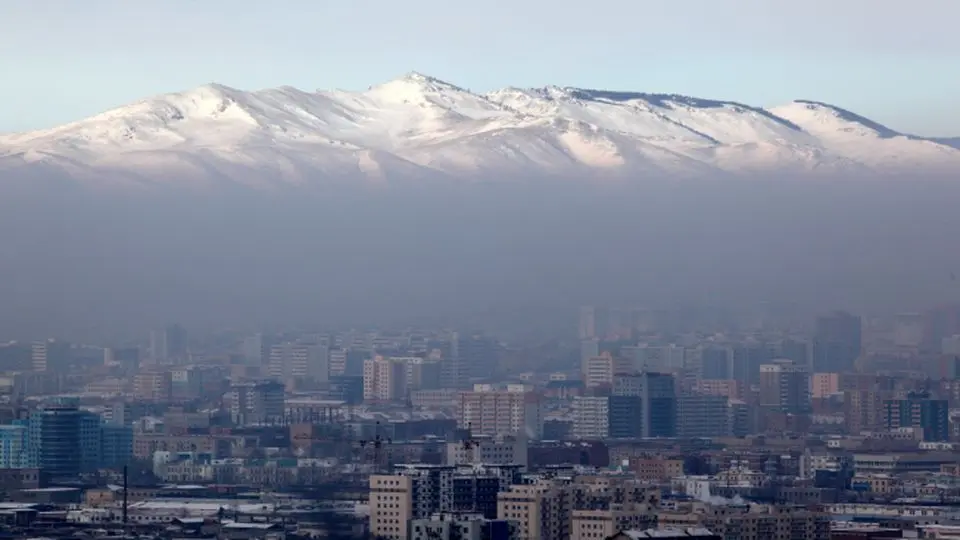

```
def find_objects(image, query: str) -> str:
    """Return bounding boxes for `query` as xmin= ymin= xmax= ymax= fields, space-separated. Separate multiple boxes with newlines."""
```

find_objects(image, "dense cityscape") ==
xmin=0 ymin=303 xmax=957 ymax=539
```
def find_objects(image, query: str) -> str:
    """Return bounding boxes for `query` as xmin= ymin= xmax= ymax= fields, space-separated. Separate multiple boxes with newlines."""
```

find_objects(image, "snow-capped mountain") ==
xmin=1 ymin=72 xmax=957 ymax=188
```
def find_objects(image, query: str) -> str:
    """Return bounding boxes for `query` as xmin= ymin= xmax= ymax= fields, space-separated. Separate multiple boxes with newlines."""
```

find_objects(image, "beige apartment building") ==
xmin=659 ymin=501 xmax=829 ymax=540
xmin=497 ymin=483 xmax=573 ymax=540
xmin=364 ymin=356 xmax=408 ymax=402
xmin=498 ymin=475 xmax=659 ymax=540
xmin=457 ymin=385 xmax=542 ymax=438
xmin=369 ymin=474 xmax=414 ymax=540
xmin=571 ymin=502 xmax=657 ymax=540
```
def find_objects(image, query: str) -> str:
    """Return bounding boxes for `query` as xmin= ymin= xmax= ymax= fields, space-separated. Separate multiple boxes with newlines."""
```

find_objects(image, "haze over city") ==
xmin=0 ymin=2 xmax=957 ymax=340
xmin=3 ymin=3 xmax=960 ymax=540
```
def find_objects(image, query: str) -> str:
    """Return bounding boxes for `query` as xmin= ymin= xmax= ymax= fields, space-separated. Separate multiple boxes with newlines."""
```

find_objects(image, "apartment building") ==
xmin=370 ymin=474 xmax=413 ymax=540
xmin=268 ymin=342 xmax=329 ymax=385
xmin=497 ymin=483 xmax=574 ymax=540
xmin=572 ymin=396 xmax=609 ymax=439
xmin=457 ymin=386 xmax=542 ymax=438
xmin=364 ymin=356 xmax=408 ymax=402
xmin=498 ymin=475 xmax=660 ymax=540
xmin=659 ymin=502 xmax=830 ymax=540
xmin=133 ymin=369 xmax=173 ymax=402
xmin=370 ymin=464 xmax=522 ymax=540
xmin=409 ymin=513 xmax=515 ymax=540
xmin=676 ymin=395 xmax=730 ymax=439
xmin=571 ymin=502 xmax=657 ymax=540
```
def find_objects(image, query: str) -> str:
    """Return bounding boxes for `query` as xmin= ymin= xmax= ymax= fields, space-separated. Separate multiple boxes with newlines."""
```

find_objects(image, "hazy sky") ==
xmin=2 ymin=0 xmax=958 ymax=136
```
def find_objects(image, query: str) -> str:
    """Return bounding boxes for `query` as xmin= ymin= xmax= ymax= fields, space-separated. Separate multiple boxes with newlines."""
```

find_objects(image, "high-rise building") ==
xmin=693 ymin=379 xmax=742 ymax=401
xmin=700 ymin=347 xmax=730 ymax=380
xmin=31 ymin=340 xmax=70 ymax=372
xmin=845 ymin=388 xmax=893 ymax=434
xmin=241 ymin=333 xmax=276 ymax=366
xmin=583 ymin=352 xmax=618 ymax=388
xmin=732 ymin=343 xmax=775 ymax=386
xmin=364 ymin=356 xmax=409 ymax=402
xmin=579 ymin=306 xmax=597 ymax=340
xmin=610 ymin=372 xmax=676 ymax=438
xmin=759 ymin=360 xmax=811 ymax=414
xmin=571 ymin=503 xmax=657 ymax=540
xmin=370 ymin=474 xmax=413 ymax=540
xmin=579 ymin=306 xmax=616 ymax=340
xmin=457 ymin=386 xmax=542 ymax=438
xmin=170 ymin=366 xmax=202 ymax=402
xmin=459 ymin=334 xmax=499 ymax=379
xmin=608 ymin=395 xmax=642 ymax=438
xmin=405 ymin=358 xmax=442 ymax=392
xmin=580 ymin=339 xmax=600 ymax=376
xmin=0 ymin=343 xmax=31 ymax=372
xmin=497 ymin=483 xmax=575 ymax=540
xmin=779 ymin=339 xmax=811 ymax=369
xmin=0 ymin=425 xmax=29 ymax=468
xmin=100 ymin=424 xmax=133 ymax=469
xmin=133 ymin=369 xmax=173 ymax=402
xmin=268 ymin=342 xmax=329 ymax=384
xmin=642 ymin=372 xmax=677 ymax=438
xmin=329 ymin=375 xmax=364 ymax=405
xmin=103 ymin=347 xmax=140 ymax=373
xmin=571 ymin=396 xmax=609 ymax=439
xmin=729 ymin=401 xmax=754 ymax=437
xmin=227 ymin=381 xmax=284 ymax=424
xmin=884 ymin=390 xmax=949 ymax=441
xmin=27 ymin=401 xmax=102 ymax=477
xmin=813 ymin=311 xmax=862 ymax=372
xmin=370 ymin=464 xmax=521 ymax=540
xmin=676 ymin=395 xmax=730 ymax=438
xmin=342 ymin=348 xmax=370 ymax=377
xmin=810 ymin=373 xmax=840 ymax=399
xmin=328 ymin=348 xmax=348 ymax=377
xmin=440 ymin=333 xmax=469 ymax=389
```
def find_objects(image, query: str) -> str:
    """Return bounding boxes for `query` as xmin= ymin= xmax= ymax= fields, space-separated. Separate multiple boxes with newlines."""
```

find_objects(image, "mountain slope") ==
xmin=1 ymin=72 xmax=957 ymax=187
xmin=933 ymin=137 xmax=960 ymax=150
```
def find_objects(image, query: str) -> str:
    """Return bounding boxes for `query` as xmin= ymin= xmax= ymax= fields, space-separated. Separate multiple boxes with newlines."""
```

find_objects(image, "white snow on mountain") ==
xmin=0 ymin=72 xmax=957 ymax=187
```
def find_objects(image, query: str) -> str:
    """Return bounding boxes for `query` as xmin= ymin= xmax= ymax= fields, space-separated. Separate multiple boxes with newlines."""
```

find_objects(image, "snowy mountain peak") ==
xmin=367 ymin=72 xmax=472 ymax=101
xmin=400 ymin=71 xmax=453 ymax=86
xmin=1 ymin=74 xmax=958 ymax=188
xmin=773 ymin=100 xmax=900 ymax=139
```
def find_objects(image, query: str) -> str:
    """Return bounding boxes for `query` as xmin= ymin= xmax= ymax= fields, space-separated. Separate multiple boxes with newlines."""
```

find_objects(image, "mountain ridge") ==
xmin=1 ymin=72 xmax=958 ymax=188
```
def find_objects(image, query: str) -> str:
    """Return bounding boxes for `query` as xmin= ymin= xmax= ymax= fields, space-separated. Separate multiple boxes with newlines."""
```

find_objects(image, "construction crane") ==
xmin=356 ymin=421 xmax=392 ymax=471
xmin=461 ymin=422 xmax=482 ymax=463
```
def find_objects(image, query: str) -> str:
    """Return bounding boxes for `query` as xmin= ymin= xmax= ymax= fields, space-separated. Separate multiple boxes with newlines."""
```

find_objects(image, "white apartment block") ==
xmin=572 ymin=396 xmax=609 ymax=439
xmin=364 ymin=356 xmax=409 ymax=402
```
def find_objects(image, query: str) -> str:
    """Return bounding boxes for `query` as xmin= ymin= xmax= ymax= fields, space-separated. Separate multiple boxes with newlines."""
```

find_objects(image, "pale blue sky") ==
xmin=1 ymin=0 xmax=958 ymax=135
